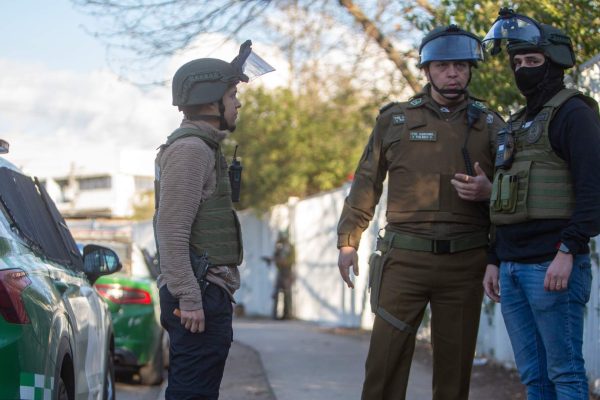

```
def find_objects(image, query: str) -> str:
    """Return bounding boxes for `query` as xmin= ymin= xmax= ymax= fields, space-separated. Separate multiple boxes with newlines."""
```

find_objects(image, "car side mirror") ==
xmin=82 ymin=244 xmax=123 ymax=284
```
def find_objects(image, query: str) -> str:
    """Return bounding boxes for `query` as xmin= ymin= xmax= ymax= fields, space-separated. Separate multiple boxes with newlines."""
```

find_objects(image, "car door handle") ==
xmin=52 ymin=279 xmax=69 ymax=293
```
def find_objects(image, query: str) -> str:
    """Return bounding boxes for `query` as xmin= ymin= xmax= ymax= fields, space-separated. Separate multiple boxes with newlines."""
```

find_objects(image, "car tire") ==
xmin=54 ymin=340 xmax=74 ymax=400
xmin=103 ymin=346 xmax=116 ymax=400
xmin=56 ymin=377 xmax=70 ymax=400
xmin=162 ymin=330 xmax=170 ymax=369
xmin=139 ymin=331 xmax=164 ymax=385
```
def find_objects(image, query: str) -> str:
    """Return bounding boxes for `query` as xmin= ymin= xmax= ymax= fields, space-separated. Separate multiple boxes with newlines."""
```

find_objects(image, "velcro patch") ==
xmin=392 ymin=114 xmax=405 ymax=125
xmin=409 ymin=132 xmax=437 ymax=141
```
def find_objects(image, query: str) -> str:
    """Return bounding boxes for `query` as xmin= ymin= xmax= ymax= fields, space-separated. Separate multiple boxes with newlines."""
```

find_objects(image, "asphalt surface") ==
xmin=117 ymin=317 xmax=531 ymax=400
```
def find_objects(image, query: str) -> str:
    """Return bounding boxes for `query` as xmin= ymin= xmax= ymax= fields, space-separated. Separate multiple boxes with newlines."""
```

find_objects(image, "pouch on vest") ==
xmin=368 ymin=250 xmax=384 ymax=314
xmin=500 ymin=174 xmax=518 ymax=213
xmin=491 ymin=173 xmax=503 ymax=212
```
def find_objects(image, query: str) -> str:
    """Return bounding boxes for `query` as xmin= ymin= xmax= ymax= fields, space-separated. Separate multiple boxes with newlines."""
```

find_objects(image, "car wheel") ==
xmin=103 ymin=347 xmax=116 ymax=400
xmin=139 ymin=331 xmax=164 ymax=385
xmin=54 ymin=341 xmax=74 ymax=400
xmin=56 ymin=377 xmax=70 ymax=400
xmin=162 ymin=330 xmax=170 ymax=369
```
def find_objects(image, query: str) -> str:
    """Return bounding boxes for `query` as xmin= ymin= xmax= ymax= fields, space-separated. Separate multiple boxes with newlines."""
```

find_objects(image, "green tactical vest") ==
xmin=379 ymin=95 xmax=497 ymax=226
xmin=154 ymin=127 xmax=243 ymax=266
xmin=490 ymin=89 xmax=586 ymax=225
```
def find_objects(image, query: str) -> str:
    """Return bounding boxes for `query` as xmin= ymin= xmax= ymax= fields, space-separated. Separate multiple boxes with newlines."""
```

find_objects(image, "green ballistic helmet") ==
xmin=419 ymin=24 xmax=484 ymax=68
xmin=171 ymin=40 xmax=275 ymax=107
xmin=483 ymin=8 xmax=575 ymax=69
xmin=172 ymin=58 xmax=248 ymax=107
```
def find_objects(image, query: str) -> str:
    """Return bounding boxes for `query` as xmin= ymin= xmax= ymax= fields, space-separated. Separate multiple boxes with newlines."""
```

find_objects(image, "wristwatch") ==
xmin=557 ymin=242 xmax=572 ymax=254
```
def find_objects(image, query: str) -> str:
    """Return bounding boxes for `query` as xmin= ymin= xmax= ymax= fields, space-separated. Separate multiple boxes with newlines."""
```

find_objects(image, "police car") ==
xmin=0 ymin=139 xmax=122 ymax=400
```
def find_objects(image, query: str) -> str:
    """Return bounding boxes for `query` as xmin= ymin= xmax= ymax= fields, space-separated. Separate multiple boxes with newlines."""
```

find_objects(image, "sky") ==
xmin=0 ymin=1 xmax=287 ymax=178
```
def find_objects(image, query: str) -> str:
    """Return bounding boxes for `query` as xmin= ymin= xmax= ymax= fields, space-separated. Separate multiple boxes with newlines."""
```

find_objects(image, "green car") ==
xmin=90 ymin=241 xmax=166 ymax=385
xmin=0 ymin=153 xmax=122 ymax=399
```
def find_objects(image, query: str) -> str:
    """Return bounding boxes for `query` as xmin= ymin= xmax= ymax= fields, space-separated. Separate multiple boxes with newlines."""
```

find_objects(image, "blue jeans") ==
xmin=499 ymin=256 xmax=592 ymax=400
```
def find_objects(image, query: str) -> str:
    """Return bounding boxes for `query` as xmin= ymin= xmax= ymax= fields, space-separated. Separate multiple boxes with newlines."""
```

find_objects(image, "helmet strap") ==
xmin=217 ymin=99 xmax=233 ymax=131
xmin=187 ymin=114 xmax=221 ymax=122
xmin=427 ymin=68 xmax=470 ymax=100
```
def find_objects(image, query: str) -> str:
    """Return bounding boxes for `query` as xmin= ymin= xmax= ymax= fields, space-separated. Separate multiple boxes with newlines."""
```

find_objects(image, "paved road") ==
xmin=115 ymin=377 xmax=163 ymax=400
xmin=234 ymin=319 xmax=431 ymax=400
xmin=115 ymin=317 xmax=532 ymax=400
xmin=115 ymin=318 xmax=433 ymax=400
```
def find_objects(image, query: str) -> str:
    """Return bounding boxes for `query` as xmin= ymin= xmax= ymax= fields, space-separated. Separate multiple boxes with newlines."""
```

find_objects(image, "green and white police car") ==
xmin=0 ymin=140 xmax=122 ymax=400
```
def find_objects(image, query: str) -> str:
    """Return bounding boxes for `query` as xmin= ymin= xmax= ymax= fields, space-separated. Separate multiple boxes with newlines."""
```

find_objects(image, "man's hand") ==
xmin=174 ymin=308 xmax=205 ymax=333
xmin=338 ymin=246 xmax=359 ymax=289
xmin=544 ymin=251 xmax=573 ymax=291
xmin=451 ymin=162 xmax=492 ymax=201
xmin=483 ymin=264 xmax=500 ymax=302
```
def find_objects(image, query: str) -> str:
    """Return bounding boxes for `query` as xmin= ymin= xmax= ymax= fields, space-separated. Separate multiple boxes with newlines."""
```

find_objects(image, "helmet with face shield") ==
xmin=172 ymin=40 xmax=275 ymax=107
xmin=419 ymin=24 xmax=484 ymax=68
xmin=482 ymin=8 xmax=575 ymax=69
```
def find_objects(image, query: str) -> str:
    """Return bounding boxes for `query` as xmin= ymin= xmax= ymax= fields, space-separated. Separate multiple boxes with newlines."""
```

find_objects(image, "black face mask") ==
xmin=514 ymin=63 xmax=547 ymax=95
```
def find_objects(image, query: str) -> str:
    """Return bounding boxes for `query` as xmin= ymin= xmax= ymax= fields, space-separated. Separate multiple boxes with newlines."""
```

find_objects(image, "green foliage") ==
xmin=436 ymin=0 xmax=600 ymax=112
xmin=225 ymin=84 xmax=378 ymax=211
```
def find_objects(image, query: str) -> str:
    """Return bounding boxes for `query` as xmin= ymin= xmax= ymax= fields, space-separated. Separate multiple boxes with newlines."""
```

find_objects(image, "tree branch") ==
xmin=338 ymin=0 xmax=421 ymax=94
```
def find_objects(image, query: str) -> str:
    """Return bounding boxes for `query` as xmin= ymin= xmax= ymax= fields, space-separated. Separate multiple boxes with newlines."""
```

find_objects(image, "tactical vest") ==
xmin=490 ymin=89 xmax=585 ymax=225
xmin=380 ymin=96 xmax=495 ymax=226
xmin=154 ymin=127 xmax=243 ymax=266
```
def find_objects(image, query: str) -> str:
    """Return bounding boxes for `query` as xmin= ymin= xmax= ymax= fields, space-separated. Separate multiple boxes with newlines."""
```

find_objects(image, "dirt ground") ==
xmin=412 ymin=340 xmax=526 ymax=400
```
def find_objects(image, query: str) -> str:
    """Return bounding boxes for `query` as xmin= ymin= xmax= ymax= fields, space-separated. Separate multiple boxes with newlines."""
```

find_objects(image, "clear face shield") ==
xmin=482 ymin=9 xmax=543 ymax=55
xmin=420 ymin=35 xmax=484 ymax=66
xmin=230 ymin=40 xmax=275 ymax=82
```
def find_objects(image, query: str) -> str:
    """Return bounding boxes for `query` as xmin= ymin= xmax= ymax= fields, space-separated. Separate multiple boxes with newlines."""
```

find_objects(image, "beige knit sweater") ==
xmin=155 ymin=120 xmax=240 ymax=311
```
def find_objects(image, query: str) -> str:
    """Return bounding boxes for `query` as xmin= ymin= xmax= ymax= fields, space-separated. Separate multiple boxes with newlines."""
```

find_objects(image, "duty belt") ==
xmin=377 ymin=231 xmax=488 ymax=254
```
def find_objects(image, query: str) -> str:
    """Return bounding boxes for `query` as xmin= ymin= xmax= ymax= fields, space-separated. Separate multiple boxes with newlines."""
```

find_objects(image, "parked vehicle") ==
xmin=95 ymin=271 xmax=165 ymax=385
xmin=75 ymin=236 xmax=166 ymax=385
xmin=0 ymin=146 xmax=122 ymax=400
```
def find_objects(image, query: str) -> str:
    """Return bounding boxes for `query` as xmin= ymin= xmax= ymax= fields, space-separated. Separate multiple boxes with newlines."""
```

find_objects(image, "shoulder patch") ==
xmin=409 ymin=98 xmax=423 ymax=107
xmin=379 ymin=102 xmax=398 ymax=114
xmin=472 ymin=101 xmax=487 ymax=111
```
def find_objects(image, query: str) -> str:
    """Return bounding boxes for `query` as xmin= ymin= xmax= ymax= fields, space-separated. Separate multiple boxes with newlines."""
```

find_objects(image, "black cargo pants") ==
xmin=160 ymin=283 xmax=233 ymax=400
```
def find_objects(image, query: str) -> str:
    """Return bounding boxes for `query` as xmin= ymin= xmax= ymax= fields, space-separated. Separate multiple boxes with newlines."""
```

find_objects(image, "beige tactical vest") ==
xmin=380 ymin=96 xmax=495 ymax=226
xmin=489 ymin=89 xmax=587 ymax=225
xmin=154 ymin=127 xmax=243 ymax=266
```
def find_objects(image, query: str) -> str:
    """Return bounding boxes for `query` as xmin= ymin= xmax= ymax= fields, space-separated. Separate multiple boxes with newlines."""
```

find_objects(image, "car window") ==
xmin=0 ymin=167 xmax=83 ymax=270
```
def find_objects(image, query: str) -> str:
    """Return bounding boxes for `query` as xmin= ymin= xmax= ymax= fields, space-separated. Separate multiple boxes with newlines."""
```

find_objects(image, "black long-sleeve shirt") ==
xmin=493 ymin=96 xmax=600 ymax=263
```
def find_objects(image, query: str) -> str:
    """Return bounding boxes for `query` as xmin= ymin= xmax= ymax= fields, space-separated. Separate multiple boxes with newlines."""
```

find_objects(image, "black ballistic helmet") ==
xmin=483 ymin=8 xmax=576 ymax=69
xmin=419 ymin=25 xmax=484 ymax=68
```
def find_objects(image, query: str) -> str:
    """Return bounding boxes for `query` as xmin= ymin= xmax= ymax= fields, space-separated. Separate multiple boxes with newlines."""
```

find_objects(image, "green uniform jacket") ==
xmin=338 ymin=86 xmax=505 ymax=249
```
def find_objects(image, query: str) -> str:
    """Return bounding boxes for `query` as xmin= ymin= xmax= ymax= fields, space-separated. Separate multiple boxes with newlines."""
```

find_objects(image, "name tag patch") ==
xmin=392 ymin=114 xmax=405 ymax=125
xmin=410 ymin=132 xmax=437 ymax=141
